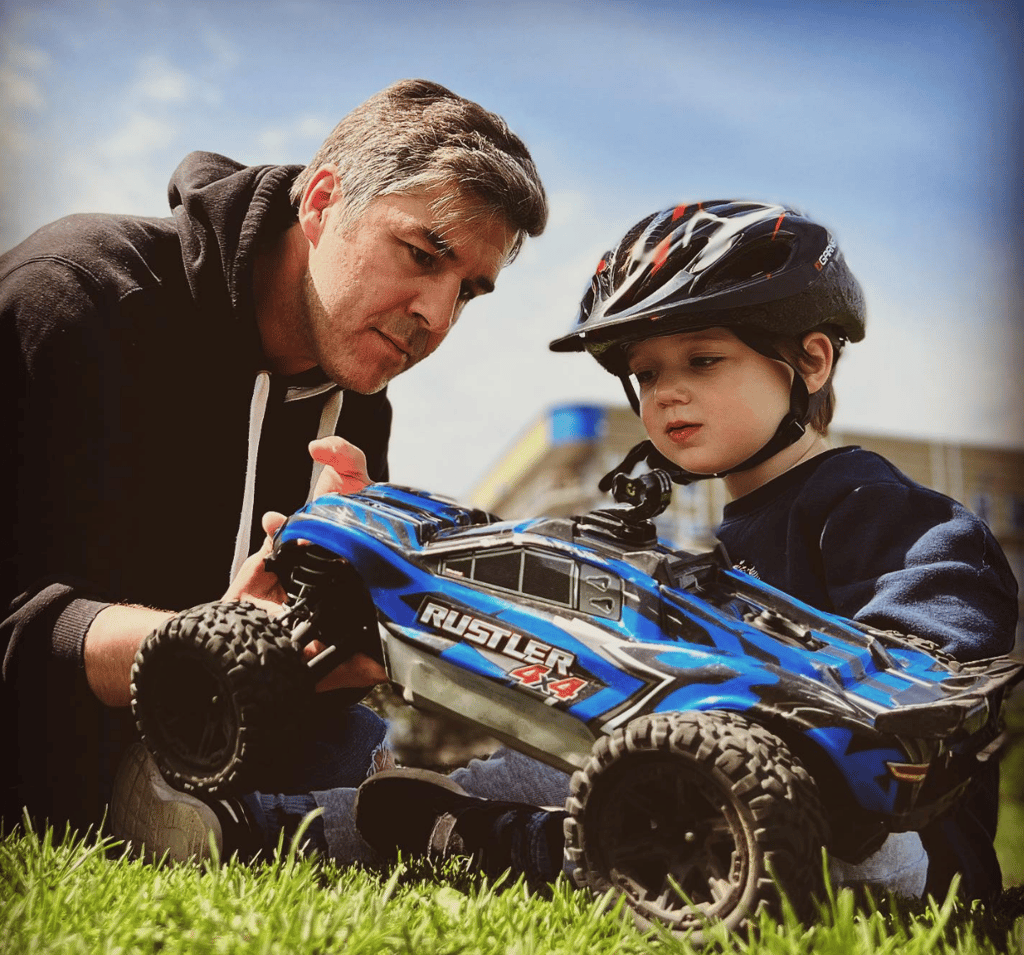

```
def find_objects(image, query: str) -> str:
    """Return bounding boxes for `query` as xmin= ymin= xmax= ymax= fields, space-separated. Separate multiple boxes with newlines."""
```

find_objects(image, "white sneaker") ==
xmin=110 ymin=742 xmax=224 ymax=863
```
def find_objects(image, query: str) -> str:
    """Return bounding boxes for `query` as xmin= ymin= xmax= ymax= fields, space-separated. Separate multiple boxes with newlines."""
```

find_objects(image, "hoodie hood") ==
xmin=166 ymin=153 xmax=340 ymax=580
xmin=162 ymin=153 xmax=392 ymax=582
xmin=167 ymin=151 xmax=301 ymax=331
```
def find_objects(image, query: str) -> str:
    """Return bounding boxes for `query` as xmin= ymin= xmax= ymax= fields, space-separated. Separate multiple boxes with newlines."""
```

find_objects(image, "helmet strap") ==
xmin=619 ymin=374 xmax=641 ymax=414
xmin=602 ymin=364 xmax=813 ymax=491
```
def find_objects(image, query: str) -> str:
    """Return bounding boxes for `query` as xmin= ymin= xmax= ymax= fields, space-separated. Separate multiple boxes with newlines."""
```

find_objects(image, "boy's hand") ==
xmin=309 ymin=436 xmax=371 ymax=498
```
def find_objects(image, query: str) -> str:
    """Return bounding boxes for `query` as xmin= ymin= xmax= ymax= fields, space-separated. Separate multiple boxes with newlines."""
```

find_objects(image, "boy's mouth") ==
xmin=665 ymin=422 xmax=702 ymax=444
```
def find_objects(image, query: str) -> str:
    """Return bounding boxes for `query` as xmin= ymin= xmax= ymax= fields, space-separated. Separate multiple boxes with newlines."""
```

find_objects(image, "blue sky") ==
xmin=2 ymin=0 xmax=1020 ymax=497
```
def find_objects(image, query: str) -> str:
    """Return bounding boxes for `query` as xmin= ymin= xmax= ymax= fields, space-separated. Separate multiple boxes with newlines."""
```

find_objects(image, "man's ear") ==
xmin=800 ymin=331 xmax=835 ymax=395
xmin=298 ymin=166 xmax=341 ymax=247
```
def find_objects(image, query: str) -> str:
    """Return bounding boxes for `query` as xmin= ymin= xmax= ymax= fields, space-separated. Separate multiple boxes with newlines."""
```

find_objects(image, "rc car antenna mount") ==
xmin=610 ymin=470 xmax=673 ymax=519
xmin=576 ymin=470 xmax=674 ymax=547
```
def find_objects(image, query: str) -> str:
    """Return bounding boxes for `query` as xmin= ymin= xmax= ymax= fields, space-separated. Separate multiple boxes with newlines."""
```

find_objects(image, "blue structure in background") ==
xmin=549 ymin=404 xmax=605 ymax=446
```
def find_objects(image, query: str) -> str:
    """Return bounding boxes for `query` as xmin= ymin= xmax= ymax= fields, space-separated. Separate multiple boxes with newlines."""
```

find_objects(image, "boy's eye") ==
xmin=691 ymin=355 xmax=723 ymax=369
xmin=633 ymin=369 xmax=655 ymax=386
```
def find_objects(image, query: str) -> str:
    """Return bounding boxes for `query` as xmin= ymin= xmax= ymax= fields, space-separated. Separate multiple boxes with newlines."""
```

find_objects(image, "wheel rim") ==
xmin=591 ymin=754 xmax=749 ymax=925
xmin=143 ymin=649 xmax=238 ymax=776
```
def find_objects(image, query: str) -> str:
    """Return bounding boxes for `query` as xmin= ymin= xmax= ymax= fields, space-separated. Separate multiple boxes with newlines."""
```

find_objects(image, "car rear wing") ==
xmin=873 ymin=658 xmax=1024 ymax=740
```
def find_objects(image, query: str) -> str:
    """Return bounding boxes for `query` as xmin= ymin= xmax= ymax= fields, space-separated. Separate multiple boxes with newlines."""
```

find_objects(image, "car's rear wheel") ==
xmin=130 ymin=600 xmax=309 ymax=796
xmin=564 ymin=710 xmax=829 ymax=943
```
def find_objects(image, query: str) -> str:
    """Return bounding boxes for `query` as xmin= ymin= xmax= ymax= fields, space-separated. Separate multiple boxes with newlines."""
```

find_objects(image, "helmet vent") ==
xmin=616 ymin=235 xmax=707 ymax=311
xmin=676 ymin=235 xmax=709 ymax=273
xmin=548 ymin=200 xmax=866 ymax=362
xmin=700 ymin=239 xmax=793 ymax=294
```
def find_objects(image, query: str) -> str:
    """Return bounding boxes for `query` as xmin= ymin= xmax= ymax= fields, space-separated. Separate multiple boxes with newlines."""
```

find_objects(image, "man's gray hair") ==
xmin=290 ymin=79 xmax=548 ymax=260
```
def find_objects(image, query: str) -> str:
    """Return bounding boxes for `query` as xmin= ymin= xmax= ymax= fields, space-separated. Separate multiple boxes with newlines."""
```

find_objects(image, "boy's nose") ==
xmin=656 ymin=376 xmax=692 ymax=404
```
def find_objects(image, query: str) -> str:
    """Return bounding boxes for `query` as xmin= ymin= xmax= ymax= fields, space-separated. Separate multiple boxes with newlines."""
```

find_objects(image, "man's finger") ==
xmin=262 ymin=510 xmax=287 ymax=540
xmin=309 ymin=436 xmax=371 ymax=498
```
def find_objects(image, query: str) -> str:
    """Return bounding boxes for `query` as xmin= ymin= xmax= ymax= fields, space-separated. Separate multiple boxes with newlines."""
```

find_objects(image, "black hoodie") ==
xmin=1 ymin=152 xmax=392 ymax=831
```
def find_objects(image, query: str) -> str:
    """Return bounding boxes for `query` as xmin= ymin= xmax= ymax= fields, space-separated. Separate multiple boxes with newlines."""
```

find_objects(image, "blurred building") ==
xmin=467 ymin=403 xmax=1024 ymax=655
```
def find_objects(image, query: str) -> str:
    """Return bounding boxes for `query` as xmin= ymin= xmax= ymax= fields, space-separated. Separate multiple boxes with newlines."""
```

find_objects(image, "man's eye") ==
xmin=407 ymin=244 xmax=436 ymax=267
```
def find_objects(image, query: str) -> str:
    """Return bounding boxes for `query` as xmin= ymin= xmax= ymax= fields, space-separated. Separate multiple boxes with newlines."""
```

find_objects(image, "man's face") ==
xmin=300 ymin=185 xmax=515 ymax=394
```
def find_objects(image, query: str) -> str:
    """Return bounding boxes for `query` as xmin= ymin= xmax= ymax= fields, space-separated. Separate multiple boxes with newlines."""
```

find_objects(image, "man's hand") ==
xmin=84 ymin=490 xmax=388 ymax=710
xmin=83 ymin=605 xmax=175 ymax=707
xmin=229 ymin=507 xmax=387 ymax=692
xmin=309 ymin=436 xmax=371 ymax=498
xmin=305 ymin=439 xmax=387 ymax=687
xmin=221 ymin=511 xmax=289 ymax=613
xmin=309 ymin=649 xmax=388 ymax=692
xmin=84 ymin=512 xmax=292 ymax=708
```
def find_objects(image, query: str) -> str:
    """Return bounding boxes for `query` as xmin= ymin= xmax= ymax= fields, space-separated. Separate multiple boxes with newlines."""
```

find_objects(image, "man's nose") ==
xmin=411 ymin=274 xmax=460 ymax=333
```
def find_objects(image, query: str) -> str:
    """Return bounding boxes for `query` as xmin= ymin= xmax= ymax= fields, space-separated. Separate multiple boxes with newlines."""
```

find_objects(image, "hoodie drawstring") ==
xmin=229 ymin=373 xmax=346 ymax=584
xmin=230 ymin=371 xmax=272 ymax=582
xmin=307 ymin=389 xmax=344 ymax=501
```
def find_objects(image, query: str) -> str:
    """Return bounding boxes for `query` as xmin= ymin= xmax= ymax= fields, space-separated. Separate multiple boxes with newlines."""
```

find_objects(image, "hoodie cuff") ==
xmin=52 ymin=597 xmax=110 ymax=667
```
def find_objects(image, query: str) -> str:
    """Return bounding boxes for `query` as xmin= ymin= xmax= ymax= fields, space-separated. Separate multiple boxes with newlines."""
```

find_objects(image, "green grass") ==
xmin=994 ymin=687 xmax=1024 ymax=888
xmin=5 ymin=691 xmax=1023 ymax=954
xmin=2 ymin=819 xmax=1022 ymax=955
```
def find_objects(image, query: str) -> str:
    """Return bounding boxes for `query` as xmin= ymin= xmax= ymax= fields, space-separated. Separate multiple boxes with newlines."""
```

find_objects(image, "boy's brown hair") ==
xmin=771 ymin=326 xmax=846 ymax=435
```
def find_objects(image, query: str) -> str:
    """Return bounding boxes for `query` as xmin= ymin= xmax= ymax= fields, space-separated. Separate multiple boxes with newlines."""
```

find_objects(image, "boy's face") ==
xmin=626 ymin=327 xmax=794 ymax=476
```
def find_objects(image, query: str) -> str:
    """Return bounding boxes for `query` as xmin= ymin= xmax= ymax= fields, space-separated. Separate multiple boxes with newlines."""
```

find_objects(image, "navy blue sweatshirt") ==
xmin=1 ymin=152 xmax=393 ymax=833
xmin=716 ymin=445 xmax=1018 ymax=900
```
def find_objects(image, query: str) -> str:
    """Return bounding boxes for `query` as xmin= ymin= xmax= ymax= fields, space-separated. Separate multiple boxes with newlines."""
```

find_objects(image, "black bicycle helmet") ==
xmin=550 ymin=200 xmax=866 ymax=487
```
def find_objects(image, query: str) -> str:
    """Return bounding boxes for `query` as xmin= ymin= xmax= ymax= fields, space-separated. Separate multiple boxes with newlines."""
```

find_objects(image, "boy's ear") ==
xmin=298 ymin=165 xmax=342 ymax=247
xmin=801 ymin=331 xmax=835 ymax=395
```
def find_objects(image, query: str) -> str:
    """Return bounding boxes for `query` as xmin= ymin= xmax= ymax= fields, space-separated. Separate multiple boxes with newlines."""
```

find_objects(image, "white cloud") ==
xmin=135 ymin=54 xmax=194 ymax=103
xmin=255 ymin=113 xmax=333 ymax=161
xmin=0 ymin=65 xmax=45 ymax=110
xmin=0 ymin=38 xmax=49 ymax=110
xmin=131 ymin=53 xmax=225 ymax=109
xmin=0 ymin=38 xmax=51 ymax=248
xmin=0 ymin=37 xmax=49 ymax=71
xmin=101 ymin=111 xmax=178 ymax=159
xmin=199 ymin=29 xmax=242 ymax=72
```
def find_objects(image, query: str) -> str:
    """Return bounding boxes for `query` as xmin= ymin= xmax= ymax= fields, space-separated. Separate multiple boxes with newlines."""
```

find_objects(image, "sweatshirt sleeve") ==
xmin=3 ymin=585 xmax=108 ymax=675
xmin=818 ymin=481 xmax=1018 ymax=661
xmin=1 ymin=253 xmax=116 ymax=685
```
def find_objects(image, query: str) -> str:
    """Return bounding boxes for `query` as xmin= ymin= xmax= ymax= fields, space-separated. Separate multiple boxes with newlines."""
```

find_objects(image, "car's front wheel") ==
xmin=564 ymin=710 xmax=829 ymax=943
xmin=130 ymin=600 xmax=309 ymax=796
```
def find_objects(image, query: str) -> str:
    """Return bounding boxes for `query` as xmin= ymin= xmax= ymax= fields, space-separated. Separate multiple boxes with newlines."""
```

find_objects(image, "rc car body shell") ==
xmin=272 ymin=483 xmax=1022 ymax=863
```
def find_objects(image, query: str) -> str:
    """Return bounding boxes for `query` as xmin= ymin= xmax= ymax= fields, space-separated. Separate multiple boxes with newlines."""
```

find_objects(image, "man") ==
xmin=1 ymin=78 xmax=547 ymax=837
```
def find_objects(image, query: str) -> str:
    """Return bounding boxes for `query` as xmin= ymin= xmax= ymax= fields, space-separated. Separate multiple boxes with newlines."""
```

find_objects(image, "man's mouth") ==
xmin=374 ymin=328 xmax=412 ymax=360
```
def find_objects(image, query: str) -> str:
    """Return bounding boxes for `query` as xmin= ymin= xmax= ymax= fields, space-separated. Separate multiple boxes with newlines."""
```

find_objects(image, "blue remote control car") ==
xmin=131 ymin=472 xmax=1023 ymax=936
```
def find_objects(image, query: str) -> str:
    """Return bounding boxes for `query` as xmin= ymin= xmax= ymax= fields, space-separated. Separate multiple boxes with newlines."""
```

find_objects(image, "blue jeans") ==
xmin=242 ymin=701 xmax=389 ymax=856
xmin=239 ymin=708 xmax=926 ymax=897
xmin=326 ymin=744 xmax=571 ymax=885
xmin=239 ymin=703 xmax=573 ymax=883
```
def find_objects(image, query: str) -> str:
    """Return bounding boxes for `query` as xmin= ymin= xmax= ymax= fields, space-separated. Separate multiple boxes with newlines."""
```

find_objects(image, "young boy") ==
xmin=356 ymin=200 xmax=1019 ymax=904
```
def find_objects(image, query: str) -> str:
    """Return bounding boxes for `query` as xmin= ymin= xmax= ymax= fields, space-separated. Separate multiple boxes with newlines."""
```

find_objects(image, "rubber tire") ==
xmin=564 ymin=710 xmax=829 ymax=943
xmin=130 ymin=600 xmax=309 ymax=797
